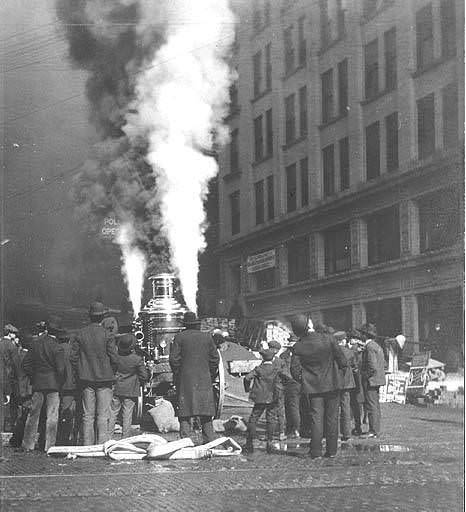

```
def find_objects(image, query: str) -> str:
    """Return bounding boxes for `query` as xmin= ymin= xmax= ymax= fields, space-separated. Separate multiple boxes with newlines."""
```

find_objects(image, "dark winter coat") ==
xmin=350 ymin=348 xmax=365 ymax=403
xmin=114 ymin=351 xmax=148 ymax=398
xmin=61 ymin=342 xmax=76 ymax=393
xmin=244 ymin=361 xmax=291 ymax=404
xmin=169 ymin=328 xmax=220 ymax=417
xmin=0 ymin=337 xmax=19 ymax=396
xmin=22 ymin=334 xmax=65 ymax=392
xmin=339 ymin=346 xmax=356 ymax=391
xmin=361 ymin=340 xmax=386 ymax=387
xmin=292 ymin=332 xmax=348 ymax=396
xmin=70 ymin=322 xmax=118 ymax=384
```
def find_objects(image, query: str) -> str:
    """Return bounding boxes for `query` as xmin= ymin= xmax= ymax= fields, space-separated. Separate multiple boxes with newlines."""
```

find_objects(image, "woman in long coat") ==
xmin=169 ymin=312 xmax=219 ymax=444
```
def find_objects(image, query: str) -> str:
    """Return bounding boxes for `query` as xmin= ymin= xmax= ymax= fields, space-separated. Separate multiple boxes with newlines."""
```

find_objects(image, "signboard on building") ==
xmin=247 ymin=249 xmax=276 ymax=274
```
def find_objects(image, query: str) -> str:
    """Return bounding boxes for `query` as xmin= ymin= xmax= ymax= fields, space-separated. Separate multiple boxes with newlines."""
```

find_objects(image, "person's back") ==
xmin=25 ymin=334 xmax=64 ymax=392
xmin=114 ymin=351 xmax=148 ymax=398
xmin=362 ymin=340 xmax=386 ymax=387
xmin=246 ymin=362 xmax=280 ymax=404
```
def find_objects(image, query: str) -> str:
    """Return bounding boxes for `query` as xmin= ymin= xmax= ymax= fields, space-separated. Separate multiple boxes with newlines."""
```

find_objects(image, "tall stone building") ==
xmin=214 ymin=0 xmax=464 ymax=368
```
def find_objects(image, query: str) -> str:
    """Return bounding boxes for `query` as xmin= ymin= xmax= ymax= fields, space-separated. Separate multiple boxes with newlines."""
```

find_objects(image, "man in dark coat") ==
xmin=169 ymin=311 xmax=219 ymax=444
xmin=291 ymin=315 xmax=347 ymax=459
xmin=21 ymin=322 xmax=65 ymax=451
xmin=358 ymin=323 xmax=386 ymax=438
xmin=70 ymin=302 xmax=118 ymax=445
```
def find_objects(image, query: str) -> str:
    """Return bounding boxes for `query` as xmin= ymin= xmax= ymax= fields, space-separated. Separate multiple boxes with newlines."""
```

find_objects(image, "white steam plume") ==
xmin=124 ymin=0 xmax=235 ymax=313
xmin=117 ymin=222 xmax=147 ymax=318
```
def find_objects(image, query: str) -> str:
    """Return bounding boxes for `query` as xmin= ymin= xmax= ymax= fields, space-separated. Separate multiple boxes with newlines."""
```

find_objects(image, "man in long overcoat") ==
xmin=291 ymin=315 xmax=348 ymax=459
xmin=169 ymin=311 xmax=219 ymax=444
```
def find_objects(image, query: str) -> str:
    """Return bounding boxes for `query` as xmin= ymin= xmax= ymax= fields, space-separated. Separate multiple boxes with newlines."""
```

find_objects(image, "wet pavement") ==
xmin=0 ymin=403 xmax=463 ymax=511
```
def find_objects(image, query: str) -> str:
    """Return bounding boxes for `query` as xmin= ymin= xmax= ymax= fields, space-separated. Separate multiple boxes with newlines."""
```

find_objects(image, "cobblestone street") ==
xmin=0 ymin=403 xmax=463 ymax=511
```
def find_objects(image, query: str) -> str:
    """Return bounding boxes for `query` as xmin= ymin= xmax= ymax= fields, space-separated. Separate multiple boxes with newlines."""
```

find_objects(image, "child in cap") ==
xmin=243 ymin=348 xmax=291 ymax=454
xmin=108 ymin=334 xmax=148 ymax=438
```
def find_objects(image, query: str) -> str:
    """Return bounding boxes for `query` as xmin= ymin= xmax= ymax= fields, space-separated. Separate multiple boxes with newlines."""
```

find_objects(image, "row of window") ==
xmin=243 ymin=189 xmax=461 ymax=291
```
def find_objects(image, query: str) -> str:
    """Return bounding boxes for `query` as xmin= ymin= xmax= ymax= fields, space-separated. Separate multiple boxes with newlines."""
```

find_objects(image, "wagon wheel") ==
xmin=213 ymin=350 xmax=225 ymax=419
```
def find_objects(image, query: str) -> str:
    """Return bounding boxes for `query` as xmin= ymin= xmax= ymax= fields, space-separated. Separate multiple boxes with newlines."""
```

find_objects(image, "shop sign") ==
xmin=247 ymin=249 xmax=276 ymax=274
xmin=380 ymin=373 xmax=408 ymax=404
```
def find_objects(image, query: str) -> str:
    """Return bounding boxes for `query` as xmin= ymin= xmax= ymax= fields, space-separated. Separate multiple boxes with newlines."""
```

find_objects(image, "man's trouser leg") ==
xmin=350 ymin=391 xmax=362 ymax=432
xmin=179 ymin=417 xmax=192 ymax=439
xmin=276 ymin=392 xmax=285 ymax=436
xmin=95 ymin=386 xmax=113 ymax=444
xmin=339 ymin=390 xmax=352 ymax=439
xmin=300 ymin=391 xmax=312 ymax=437
xmin=264 ymin=403 xmax=278 ymax=442
xmin=82 ymin=386 xmax=96 ymax=446
xmin=121 ymin=398 xmax=136 ymax=438
xmin=246 ymin=404 xmax=266 ymax=445
xmin=22 ymin=391 xmax=45 ymax=451
xmin=365 ymin=385 xmax=381 ymax=434
xmin=44 ymin=392 xmax=59 ymax=451
xmin=284 ymin=382 xmax=300 ymax=434
xmin=309 ymin=395 xmax=324 ymax=458
xmin=108 ymin=395 xmax=122 ymax=439
xmin=58 ymin=394 xmax=76 ymax=445
xmin=324 ymin=391 xmax=339 ymax=456
xmin=199 ymin=415 xmax=215 ymax=444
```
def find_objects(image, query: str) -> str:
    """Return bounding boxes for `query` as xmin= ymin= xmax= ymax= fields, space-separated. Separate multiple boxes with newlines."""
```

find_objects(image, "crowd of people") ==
xmin=243 ymin=315 xmax=386 ymax=458
xmin=0 ymin=304 xmax=386 ymax=460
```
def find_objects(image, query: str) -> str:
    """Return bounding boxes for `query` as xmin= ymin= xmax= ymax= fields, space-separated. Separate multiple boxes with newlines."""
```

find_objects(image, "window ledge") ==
xmin=251 ymin=88 xmax=272 ymax=104
xmin=225 ymin=106 xmax=241 ymax=121
xmin=318 ymin=112 xmax=348 ymax=130
xmin=319 ymin=35 xmax=345 ymax=56
xmin=412 ymin=54 xmax=456 ymax=79
xmin=282 ymin=63 xmax=306 ymax=81
xmin=252 ymin=154 xmax=273 ymax=168
xmin=361 ymin=86 xmax=396 ymax=106
xmin=223 ymin=171 xmax=242 ymax=182
xmin=281 ymin=135 xmax=307 ymax=151
xmin=360 ymin=0 xmax=395 ymax=25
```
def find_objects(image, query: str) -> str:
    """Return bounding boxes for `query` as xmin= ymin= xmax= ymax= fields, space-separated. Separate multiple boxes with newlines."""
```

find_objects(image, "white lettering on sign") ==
xmin=247 ymin=249 xmax=276 ymax=274
xmin=101 ymin=217 xmax=120 ymax=241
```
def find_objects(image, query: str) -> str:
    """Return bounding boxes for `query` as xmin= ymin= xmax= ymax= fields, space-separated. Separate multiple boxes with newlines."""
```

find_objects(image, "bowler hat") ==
xmin=89 ymin=301 xmax=105 ymax=316
xmin=118 ymin=333 xmax=136 ymax=354
xmin=3 ymin=324 xmax=18 ymax=336
xmin=357 ymin=323 xmax=377 ymax=339
xmin=290 ymin=314 xmax=309 ymax=336
xmin=183 ymin=311 xmax=200 ymax=327
xmin=261 ymin=349 xmax=275 ymax=362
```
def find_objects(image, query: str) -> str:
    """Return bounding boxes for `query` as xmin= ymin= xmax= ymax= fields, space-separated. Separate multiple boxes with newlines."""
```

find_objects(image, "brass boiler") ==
xmin=137 ymin=273 xmax=186 ymax=398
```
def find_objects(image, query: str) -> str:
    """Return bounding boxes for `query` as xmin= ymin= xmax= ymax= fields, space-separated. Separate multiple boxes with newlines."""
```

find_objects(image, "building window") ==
xmin=367 ymin=206 xmax=400 ymax=265
xmin=230 ymin=191 xmax=240 ymax=235
xmin=287 ymin=236 xmax=310 ymax=284
xmin=323 ymin=305 xmax=352 ymax=332
xmin=365 ymin=298 xmax=402 ymax=341
xmin=229 ymin=264 xmax=242 ymax=297
xmin=322 ymin=144 xmax=335 ymax=197
xmin=267 ymin=175 xmax=275 ymax=220
xmin=252 ymin=0 xmax=262 ymax=33
xmin=265 ymin=108 xmax=273 ymax=157
xmin=255 ymin=268 xmax=275 ymax=291
xmin=441 ymin=0 xmax=456 ymax=59
xmin=230 ymin=128 xmax=239 ymax=173
xmin=320 ymin=0 xmax=331 ymax=48
xmin=300 ymin=157 xmax=309 ymax=207
xmin=253 ymin=115 xmax=264 ymax=162
xmin=255 ymin=180 xmax=265 ymax=225
xmin=286 ymin=163 xmax=297 ymax=212
xmin=229 ymin=82 xmax=238 ymax=112
xmin=366 ymin=121 xmax=380 ymax=180
xmin=321 ymin=68 xmax=333 ymax=124
xmin=324 ymin=224 xmax=351 ymax=275
xmin=285 ymin=93 xmax=296 ymax=144
xmin=417 ymin=93 xmax=435 ymax=160
xmin=419 ymin=189 xmax=462 ymax=253
xmin=416 ymin=4 xmax=434 ymax=70
xmin=338 ymin=59 xmax=348 ymax=117
xmin=264 ymin=0 xmax=271 ymax=27
xmin=253 ymin=50 xmax=262 ymax=97
xmin=443 ymin=83 xmax=458 ymax=149
xmin=337 ymin=0 xmax=345 ymax=39
xmin=339 ymin=137 xmax=349 ymax=190
xmin=265 ymin=43 xmax=272 ymax=91
xmin=385 ymin=112 xmax=398 ymax=172
xmin=298 ymin=17 xmax=306 ymax=67
xmin=299 ymin=85 xmax=308 ymax=138
xmin=365 ymin=38 xmax=379 ymax=99
xmin=284 ymin=26 xmax=295 ymax=75
xmin=384 ymin=27 xmax=397 ymax=91
xmin=363 ymin=0 xmax=378 ymax=17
